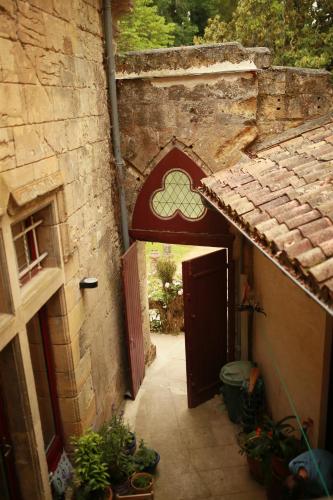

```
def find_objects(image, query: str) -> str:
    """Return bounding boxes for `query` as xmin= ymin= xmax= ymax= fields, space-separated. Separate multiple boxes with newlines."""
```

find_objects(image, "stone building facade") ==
xmin=0 ymin=1 xmax=130 ymax=498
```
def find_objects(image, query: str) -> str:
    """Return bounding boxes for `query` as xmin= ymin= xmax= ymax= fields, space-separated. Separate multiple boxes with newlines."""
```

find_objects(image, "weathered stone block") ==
xmin=65 ymin=118 xmax=85 ymax=150
xmin=51 ymin=87 xmax=76 ymax=120
xmin=2 ymin=163 xmax=35 ymax=190
xmin=63 ymin=278 xmax=82 ymax=315
xmin=42 ymin=121 xmax=68 ymax=154
xmin=43 ymin=12 xmax=73 ymax=54
xmin=24 ymin=85 xmax=54 ymax=123
xmin=258 ymin=69 xmax=286 ymax=95
xmin=0 ymin=83 xmax=27 ymax=126
xmin=64 ymin=251 xmax=80 ymax=283
xmin=29 ymin=0 xmax=54 ymax=14
xmin=0 ymin=128 xmax=16 ymax=171
xmin=59 ymin=150 xmax=78 ymax=184
xmin=17 ymin=1 xmax=46 ymax=48
xmin=0 ymin=39 xmax=38 ymax=84
xmin=53 ymin=332 xmax=80 ymax=373
xmin=257 ymin=95 xmax=287 ymax=120
xmin=0 ymin=0 xmax=17 ymax=39
xmin=13 ymin=124 xmax=54 ymax=165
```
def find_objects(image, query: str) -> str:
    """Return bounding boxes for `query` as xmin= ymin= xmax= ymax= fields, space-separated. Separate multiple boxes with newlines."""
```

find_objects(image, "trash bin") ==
xmin=220 ymin=360 xmax=254 ymax=423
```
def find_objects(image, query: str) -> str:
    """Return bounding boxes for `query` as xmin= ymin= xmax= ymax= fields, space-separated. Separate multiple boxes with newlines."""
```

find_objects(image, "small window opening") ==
xmin=12 ymin=212 xmax=48 ymax=286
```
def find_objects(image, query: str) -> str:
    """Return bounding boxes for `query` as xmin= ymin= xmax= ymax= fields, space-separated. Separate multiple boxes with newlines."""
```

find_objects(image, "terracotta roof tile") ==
xmin=264 ymin=223 xmax=289 ymax=242
xmin=294 ymin=247 xmax=325 ymax=269
xmin=285 ymin=209 xmax=321 ymax=230
xmin=309 ymin=257 xmax=333 ymax=283
xmin=275 ymin=203 xmax=310 ymax=224
xmin=201 ymin=119 xmax=333 ymax=311
xmin=319 ymin=239 xmax=333 ymax=258
xmin=273 ymin=229 xmax=302 ymax=251
xmin=302 ymin=225 xmax=333 ymax=246
xmin=266 ymin=199 xmax=299 ymax=217
xmin=283 ymin=238 xmax=313 ymax=260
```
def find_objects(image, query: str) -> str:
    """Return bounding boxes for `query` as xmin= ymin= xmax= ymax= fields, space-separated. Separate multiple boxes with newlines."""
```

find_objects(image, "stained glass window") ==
xmin=151 ymin=170 xmax=206 ymax=220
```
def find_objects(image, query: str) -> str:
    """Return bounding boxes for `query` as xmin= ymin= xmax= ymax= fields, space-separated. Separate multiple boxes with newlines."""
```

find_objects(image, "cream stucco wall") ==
xmin=252 ymin=248 xmax=330 ymax=446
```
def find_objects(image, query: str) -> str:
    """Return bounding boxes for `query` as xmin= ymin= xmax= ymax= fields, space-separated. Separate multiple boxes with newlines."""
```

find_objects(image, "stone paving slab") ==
xmin=124 ymin=333 xmax=266 ymax=500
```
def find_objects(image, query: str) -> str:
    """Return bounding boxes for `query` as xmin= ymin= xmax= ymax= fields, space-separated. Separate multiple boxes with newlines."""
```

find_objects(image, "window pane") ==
xmin=151 ymin=170 xmax=206 ymax=220
xmin=26 ymin=316 xmax=56 ymax=452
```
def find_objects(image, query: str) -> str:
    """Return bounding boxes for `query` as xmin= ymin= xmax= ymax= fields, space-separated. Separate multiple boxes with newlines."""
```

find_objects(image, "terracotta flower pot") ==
xmin=247 ymin=456 xmax=265 ymax=484
xmin=130 ymin=472 xmax=153 ymax=493
xmin=271 ymin=455 xmax=290 ymax=480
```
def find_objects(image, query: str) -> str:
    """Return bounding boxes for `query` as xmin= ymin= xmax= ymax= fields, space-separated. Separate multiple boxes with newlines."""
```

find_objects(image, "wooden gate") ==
xmin=182 ymin=249 xmax=228 ymax=408
xmin=122 ymin=242 xmax=145 ymax=399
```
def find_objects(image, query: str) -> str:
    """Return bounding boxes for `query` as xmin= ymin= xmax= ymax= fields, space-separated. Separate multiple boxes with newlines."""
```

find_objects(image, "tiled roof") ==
xmin=201 ymin=116 xmax=333 ymax=312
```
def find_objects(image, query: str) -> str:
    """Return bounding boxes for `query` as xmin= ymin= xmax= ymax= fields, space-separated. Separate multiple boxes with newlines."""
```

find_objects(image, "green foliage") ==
xmin=99 ymin=413 xmax=136 ymax=485
xmin=156 ymin=258 xmax=176 ymax=285
xmin=196 ymin=0 xmax=333 ymax=70
xmin=117 ymin=0 xmax=176 ymax=52
xmin=238 ymin=428 xmax=272 ymax=461
xmin=239 ymin=415 xmax=302 ymax=463
xmin=71 ymin=430 xmax=110 ymax=498
xmin=132 ymin=473 xmax=153 ymax=489
xmin=153 ymin=0 xmax=238 ymax=45
xmin=134 ymin=440 xmax=157 ymax=471
xmin=262 ymin=415 xmax=303 ymax=460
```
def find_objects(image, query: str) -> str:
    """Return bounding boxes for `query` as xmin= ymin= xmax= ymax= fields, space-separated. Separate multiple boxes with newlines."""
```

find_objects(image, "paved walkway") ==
xmin=124 ymin=333 xmax=266 ymax=500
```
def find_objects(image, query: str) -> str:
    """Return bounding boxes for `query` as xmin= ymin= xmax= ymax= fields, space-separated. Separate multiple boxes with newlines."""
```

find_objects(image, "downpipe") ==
xmin=103 ymin=0 xmax=130 ymax=251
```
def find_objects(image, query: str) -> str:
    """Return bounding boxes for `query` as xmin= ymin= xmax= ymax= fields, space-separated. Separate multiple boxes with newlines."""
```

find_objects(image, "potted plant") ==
xmin=238 ymin=427 xmax=272 ymax=484
xmin=99 ymin=415 xmax=136 ymax=494
xmin=263 ymin=416 xmax=304 ymax=480
xmin=71 ymin=430 xmax=112 ymax=500
xmin=134 ymin=440 xmax=160 ymax=474
xmin=130 ymin=472 xmax=153 ymax=494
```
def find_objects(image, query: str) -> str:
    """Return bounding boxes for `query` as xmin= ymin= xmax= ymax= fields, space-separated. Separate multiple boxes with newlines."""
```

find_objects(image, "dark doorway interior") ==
xmin=0 ymin=381 xmax=21 ymax=500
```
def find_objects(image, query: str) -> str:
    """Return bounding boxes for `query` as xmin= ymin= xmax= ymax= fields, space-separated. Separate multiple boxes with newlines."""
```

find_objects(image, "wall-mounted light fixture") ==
xmin=79 ymin=277 xmax=98 ymax=289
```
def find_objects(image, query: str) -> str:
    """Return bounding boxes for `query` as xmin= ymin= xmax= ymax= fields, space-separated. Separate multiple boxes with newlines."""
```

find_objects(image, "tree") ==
xmin=153 ymin=0 xmax=238 ymax=46
xmin=195 ymin=0 xmax=333 ymax=70
xmin=117 ymin=0 xmax=176 ymax=52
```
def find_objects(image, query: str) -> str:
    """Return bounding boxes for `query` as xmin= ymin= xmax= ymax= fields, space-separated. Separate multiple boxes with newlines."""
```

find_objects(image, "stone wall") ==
xmin=0 ymin=0 xmax=127 ymax=452
xmin=116 ymin=44 xmax=332 ymax=224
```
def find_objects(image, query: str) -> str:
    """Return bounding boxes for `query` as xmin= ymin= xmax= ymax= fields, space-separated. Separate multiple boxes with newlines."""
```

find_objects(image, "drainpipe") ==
xmin=103 ymin=0 xmax=130 ymax=251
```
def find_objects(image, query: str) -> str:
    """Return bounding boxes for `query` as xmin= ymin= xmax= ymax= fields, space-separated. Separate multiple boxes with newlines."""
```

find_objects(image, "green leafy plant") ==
xmin=238 ymin=427 xmax=272 ymax=461
xmin=71 ymin=430 xmax=110 ymax=500
xmin=132 ymin=475 xmax=152 ymax=488
xmin=148 ymin=258 xmax=183 ymax=333
xmin=156 ymin=258 xmax=177 ymax=286
xmin=99 ymin=412 xmax=136 ymax=485
xmin=263 ymin=415 xmax=303 ymax=461
xmin=134 ymin=440 xmax=157 ymax=471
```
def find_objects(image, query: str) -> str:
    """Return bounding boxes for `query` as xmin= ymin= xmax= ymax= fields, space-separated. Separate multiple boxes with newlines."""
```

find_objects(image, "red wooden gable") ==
xmin=131 ymin=148 xmax=231 ymax=247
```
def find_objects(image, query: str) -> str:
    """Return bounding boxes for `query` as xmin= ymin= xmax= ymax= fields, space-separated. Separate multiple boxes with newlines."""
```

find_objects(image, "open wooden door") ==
xmin=122 ymin=242 xmax=145 ymax=399
xmin=182 ymin=249 xmax=228 ymax=408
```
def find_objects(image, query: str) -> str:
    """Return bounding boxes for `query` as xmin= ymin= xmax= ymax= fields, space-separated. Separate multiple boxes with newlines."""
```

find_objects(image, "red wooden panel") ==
xmin=182 ymin=249 xmax=228 ymax=408
xmin=129 ymin=229 xmax=233 ymax=249
xmin=132 ymin=148 xmax=229 ymax=236
xmin=228 ymin=259 xmax=236 ymax=362
xmin=122 ymin=242 xmax=145 ymax=399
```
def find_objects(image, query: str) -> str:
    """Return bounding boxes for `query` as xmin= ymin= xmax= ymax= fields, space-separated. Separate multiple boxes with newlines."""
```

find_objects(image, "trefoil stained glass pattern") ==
xmin=151 ymin=169 xmax=206 ymax=220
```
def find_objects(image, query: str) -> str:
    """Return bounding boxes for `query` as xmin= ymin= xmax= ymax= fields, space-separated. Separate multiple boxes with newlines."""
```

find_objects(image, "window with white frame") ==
xmin=11 ymin=205 xmax=58 ymax=287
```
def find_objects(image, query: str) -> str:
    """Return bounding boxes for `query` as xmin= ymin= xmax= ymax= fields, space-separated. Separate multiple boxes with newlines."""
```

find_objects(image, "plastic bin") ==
xmin=220 ymin=360 xmax=254 ymax=423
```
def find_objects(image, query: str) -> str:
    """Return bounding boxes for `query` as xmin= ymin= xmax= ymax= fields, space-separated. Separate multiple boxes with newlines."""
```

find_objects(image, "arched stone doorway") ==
xmin=123 ymin=148 xmax=235 ymax=407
